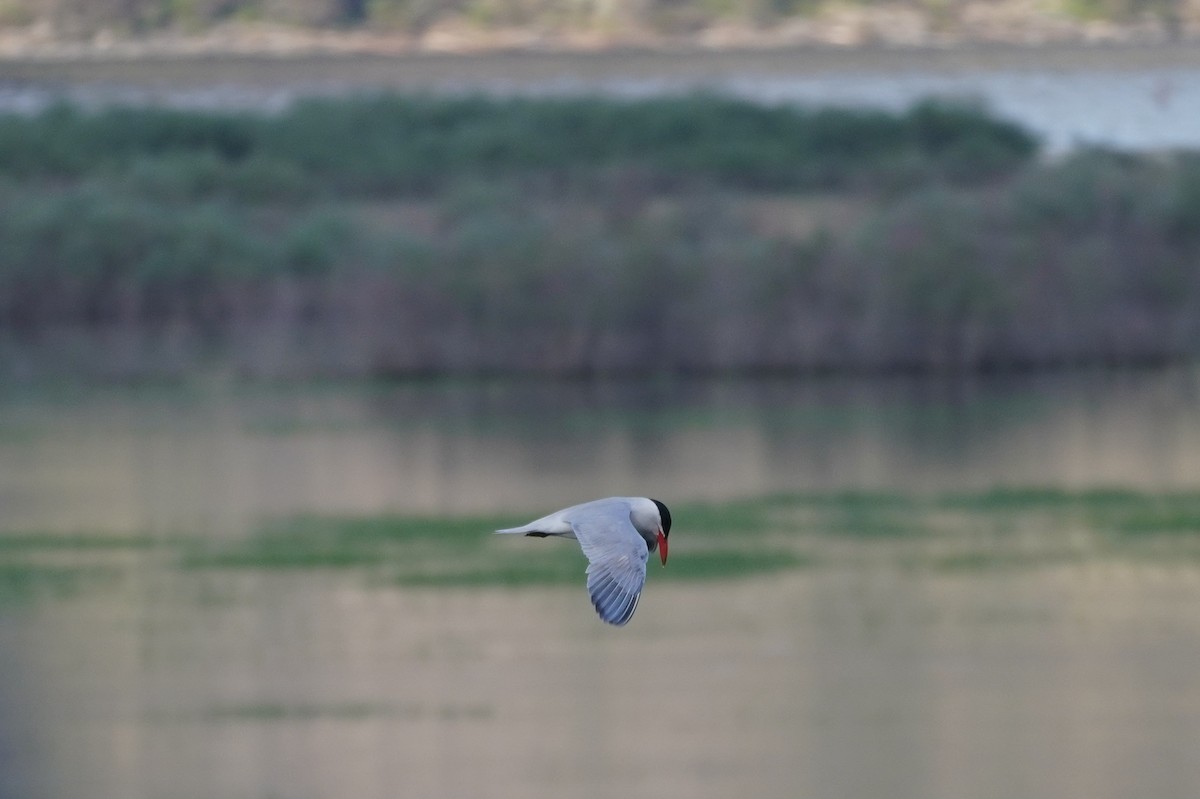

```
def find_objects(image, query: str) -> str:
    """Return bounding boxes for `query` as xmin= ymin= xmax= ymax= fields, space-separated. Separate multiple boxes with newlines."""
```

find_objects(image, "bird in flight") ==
xmin=495 ymin=497 xmax=671 ymax=626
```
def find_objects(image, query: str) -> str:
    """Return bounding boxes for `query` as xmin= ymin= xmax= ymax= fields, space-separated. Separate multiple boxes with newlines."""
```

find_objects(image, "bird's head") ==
xmin=650 ymin=498 xmax=671 ymax=566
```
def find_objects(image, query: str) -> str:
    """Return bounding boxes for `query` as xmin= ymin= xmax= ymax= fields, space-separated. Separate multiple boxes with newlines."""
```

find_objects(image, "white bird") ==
xmin=495 ymin=497 xmax=672 ymax=626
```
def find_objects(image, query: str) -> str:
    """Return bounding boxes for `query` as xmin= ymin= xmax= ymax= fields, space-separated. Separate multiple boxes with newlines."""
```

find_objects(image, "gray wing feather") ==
xmin=570 ymin=501 xmax=649 ymax=626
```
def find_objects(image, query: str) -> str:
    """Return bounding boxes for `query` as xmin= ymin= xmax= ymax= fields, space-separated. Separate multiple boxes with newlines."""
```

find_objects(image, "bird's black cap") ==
xmin=650 ymin=499 xmax=671 ymax=538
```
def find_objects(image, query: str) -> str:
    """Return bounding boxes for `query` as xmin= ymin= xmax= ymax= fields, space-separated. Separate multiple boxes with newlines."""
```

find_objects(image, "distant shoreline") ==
xmin=5 ymin=41 xmax=1200 ymax=92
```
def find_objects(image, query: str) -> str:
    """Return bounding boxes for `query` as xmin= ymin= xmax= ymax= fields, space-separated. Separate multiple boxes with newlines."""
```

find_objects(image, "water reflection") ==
xmin=2 ymin=370 xmax=1200 ymax=533
xmin=7 ymin=564 xmax=1200 ymax=799
xmin=2 ymin=370 xmax=1200 ymax=799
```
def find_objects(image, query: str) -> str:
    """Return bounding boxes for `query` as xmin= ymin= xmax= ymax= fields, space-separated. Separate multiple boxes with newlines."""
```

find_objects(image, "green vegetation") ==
xmin=0 ymin=0 xmax=1184 ymax=37
xmin=0 ymin=96 xmax=1033 ymax=192
xmin=172 ymin=701 xmax=493 ymax=723
xmin=4 ymin=95 xmax=1200 ymax=377
xmin=4 ymin=488 xmax=1200 ymax=609
xmin=180 ymin=514 xmax=487 ymax=570
xmin=1094 ymin=492 xmax=1200 ymax=536
xmin=179 ymin=488 xmax=1200 ymax=585
xmin=197 ymin=702 xmax=422 ymax=722
xmin=0 ymin=533 xmax=160 ymax=551
xmin=148 ymin=700 xmax=495 ymax=723
xmin=0 ymin=562 xmax=119 ymax=606
xmin=180 ymin=512 xmax=811 ymax=585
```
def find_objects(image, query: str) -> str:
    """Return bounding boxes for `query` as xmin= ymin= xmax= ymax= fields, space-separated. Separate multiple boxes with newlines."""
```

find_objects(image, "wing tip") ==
xmin=589 ymin=574 xmax=642 ymax=626
xmin=595 ymin=592 xmax=640 ymax=626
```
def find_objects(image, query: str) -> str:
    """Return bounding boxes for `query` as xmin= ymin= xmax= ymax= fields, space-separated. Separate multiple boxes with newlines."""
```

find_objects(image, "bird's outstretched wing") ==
xmin=569 ymin=500 xmax=649 ymax=626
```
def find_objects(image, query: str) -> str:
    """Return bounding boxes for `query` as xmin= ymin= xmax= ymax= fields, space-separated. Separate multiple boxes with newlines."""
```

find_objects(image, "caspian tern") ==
xmin=495 ymin=497 xmax=672 ymax=626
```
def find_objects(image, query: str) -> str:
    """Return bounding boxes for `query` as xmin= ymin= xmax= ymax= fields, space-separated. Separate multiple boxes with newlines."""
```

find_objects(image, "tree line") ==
xmin=1 ymin=0 xmax=1187 ymax=38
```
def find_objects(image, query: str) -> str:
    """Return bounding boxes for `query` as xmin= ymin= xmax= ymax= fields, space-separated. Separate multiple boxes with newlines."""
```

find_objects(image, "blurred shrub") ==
xmin=0 ymin=187 xmax=364 ymax=332
xmin=842 ymin=149 xmax=1200 ymax=369
xmin=0 ymin=103 xmax=259 ymax=179
xmin=0 ymin=94 xmax=1037 ymax=196
xmin=4 ymin=96 xmax=1200 ymax=378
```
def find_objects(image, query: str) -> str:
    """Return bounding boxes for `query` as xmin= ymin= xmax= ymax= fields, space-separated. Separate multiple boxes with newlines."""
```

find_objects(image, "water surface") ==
xmin=2 ymin=370 xmax=1200 ymax=799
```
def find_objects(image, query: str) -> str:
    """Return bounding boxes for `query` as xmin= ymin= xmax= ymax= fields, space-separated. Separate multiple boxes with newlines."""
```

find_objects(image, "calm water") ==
xmin=2 ymin=370 xmax=1200 ymax=799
